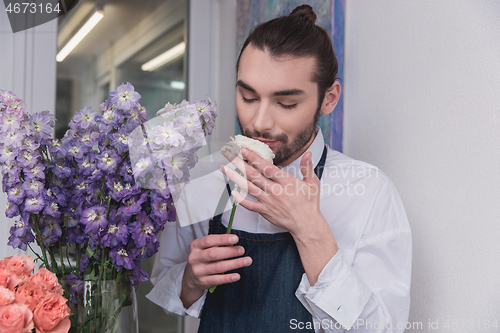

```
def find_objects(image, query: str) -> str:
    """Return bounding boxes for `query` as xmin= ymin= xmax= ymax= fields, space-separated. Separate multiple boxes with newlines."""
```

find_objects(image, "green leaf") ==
xmin=86 ymin=246 xmax=95 ymax=259
xmin=83 ymin=268 xmax=96 ymax=281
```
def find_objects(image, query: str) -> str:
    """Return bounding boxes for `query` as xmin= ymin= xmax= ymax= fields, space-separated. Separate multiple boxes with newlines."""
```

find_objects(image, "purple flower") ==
xmin=101 ymin=222 xmax=129 ymax=248
xmin=128 ymin=266 xmax=149 ymax=286
xmin=5 ymin=97 xmax=26 ymax=116
xmin=7 ymin=186 xmax=25 ymax=205
xmin=151 ymin=194 xmax=173 ymax=222
xmin=41 ymin=216 xmax=63 ymax=244
xmin=23 ymin=195 xmax=45 ymax=214
xmin=88 ymin=168 xmax=104 ymax=182
xmin=117 ymin=192 xmax=147 ymax=218
xmin=22 ymin=179 xmax=44 ymax=197
xmin=98 ymin=150 xmax=120 ymax=173
xmin=5 ymin=203 xmax=20 ymax=218
xmin=79 ymin=130 xmax=100 ymax=147
xmin=66 ymin=141 xmax=85 ymax=161
xmin=47 ymin=138 xmax=66 ymax=158
xmin=124 ymin=106 xmax=148 ymax=131
xmin=0 ymin=112 xmax=22 ymax=133
xmin=71 ymin=106 xmax=95 ymax=130
xmin=78 ymin=155 xmax=97 ymax=177
xmin=106 ymin=177 xmax=128 ymax=202
xmin=17 ymin=150 xmax=40 ymax=169
xmin=109 ymin=82 xmax=141 ymax=110
xmin=148 ymin=174 xmax=171 ymax=199
xmin=109 ymin=131 xmax=130 ymax=153
xmin=53 ymin=164 xmax=72 ymax=178
xmin=43 ymin=201 xmax=61 ymax=219
xmin=128 ymin=212 xmax=157 ymax=248
xmin=64 ymin=274 xmax=84 ymax=305
xmin=24 ymin=163 xmax=45 ymax=180
xmin=66 ymin=225 xmax=85 ymax=244
xmin=151 ymin=121 xmax=185 ymax=147
xmin=0 ymin=146 xmax=17 ymax=164
xmin=119 ymin=162 xmax=135 ymax=183
xmin=109 ymin=247 xmax=136 ymax=270
xmin=80 ymin=206 xmax=108 ymax=234
xmin=20 ymin=136 xmax=40 ymax=152
xmin=101 ymin=109 xmax=124 ymax=128
xmin=8 ymin=221 xmax=34 ymax=251
xmin=31 ymin=110 xmax=55 ymax=141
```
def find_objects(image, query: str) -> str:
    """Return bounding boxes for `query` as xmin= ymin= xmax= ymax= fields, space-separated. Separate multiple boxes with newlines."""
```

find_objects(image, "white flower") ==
xmin=220 ymin=135 xmax=275 ymax=163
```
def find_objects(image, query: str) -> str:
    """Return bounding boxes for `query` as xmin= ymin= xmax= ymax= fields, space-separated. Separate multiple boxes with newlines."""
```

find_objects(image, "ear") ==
xmin=319 ymin=81 xmax=341 ymax=115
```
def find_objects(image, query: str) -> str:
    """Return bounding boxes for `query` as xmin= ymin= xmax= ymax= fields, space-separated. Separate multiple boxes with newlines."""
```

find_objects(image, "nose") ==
xmin=252 ymin=100 xmax=274 ymax=133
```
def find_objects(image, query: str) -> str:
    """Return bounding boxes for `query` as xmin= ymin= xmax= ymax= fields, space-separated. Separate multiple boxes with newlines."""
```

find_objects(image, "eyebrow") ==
xmin=236 ymin=80 xmax=305 ymax=97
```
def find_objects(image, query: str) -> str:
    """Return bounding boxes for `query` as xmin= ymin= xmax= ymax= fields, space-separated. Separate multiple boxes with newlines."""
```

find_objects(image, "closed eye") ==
xmin=242 ymin=96 xmax=257 ymax=103
xmin=278 ymin=102 xmax=297 ymax=109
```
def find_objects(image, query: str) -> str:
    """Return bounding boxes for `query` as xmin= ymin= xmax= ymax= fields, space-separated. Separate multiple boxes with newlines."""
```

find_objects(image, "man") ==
xmin=147 ymin=5 xmax=411 ymax=333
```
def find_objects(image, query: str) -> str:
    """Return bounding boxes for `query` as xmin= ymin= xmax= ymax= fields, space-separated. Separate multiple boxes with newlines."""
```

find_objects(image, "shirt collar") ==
xmin=281 ymin=126 xmax=325 ymax=180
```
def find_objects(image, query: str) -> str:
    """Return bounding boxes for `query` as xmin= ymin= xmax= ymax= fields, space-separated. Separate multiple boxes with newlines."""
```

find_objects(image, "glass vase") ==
xmin=61 ymin=279 xmax=139 ymax=333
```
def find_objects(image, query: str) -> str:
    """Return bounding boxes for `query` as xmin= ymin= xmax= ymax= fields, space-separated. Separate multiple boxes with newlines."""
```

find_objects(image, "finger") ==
xmin=197 ymin=245 xmax=246 ymax=263
xmin=240 ymin=148 xmax=282 ymax=181
xmin=221 ymin=164 xmax=267 ymax=199
xmin=232 ymin=190 xmax=264 ymax=214
xmin=196 ymin=256 xmax=253 ymax=277
xmin=199 ymin=272 xmax=242 ymax=288
xmin=300 ymin=152 xmax=318 ymax=184
xmin=191 ymin=234 xmax=239 ymax=251
xmin=222 ymin=150 xmax=269 ymax=188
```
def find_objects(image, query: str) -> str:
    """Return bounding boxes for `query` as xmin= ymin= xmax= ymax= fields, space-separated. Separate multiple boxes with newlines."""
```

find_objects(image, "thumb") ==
xmin=300 ymin=152 xmax=317 ymax=184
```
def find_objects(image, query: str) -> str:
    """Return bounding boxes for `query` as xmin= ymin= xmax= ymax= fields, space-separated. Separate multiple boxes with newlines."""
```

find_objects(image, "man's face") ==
xmin=236 ymin=45 xmax=320 ymax=167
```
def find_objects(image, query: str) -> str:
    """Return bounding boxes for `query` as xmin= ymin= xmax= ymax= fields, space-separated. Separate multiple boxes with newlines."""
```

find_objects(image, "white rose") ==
xmin=220 ymin=135 xmax=275 ymax=163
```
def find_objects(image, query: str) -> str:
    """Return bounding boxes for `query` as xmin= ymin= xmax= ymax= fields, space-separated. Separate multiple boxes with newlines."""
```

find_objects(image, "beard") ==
xmin=238 ymin=110 xmax=319 ymax=166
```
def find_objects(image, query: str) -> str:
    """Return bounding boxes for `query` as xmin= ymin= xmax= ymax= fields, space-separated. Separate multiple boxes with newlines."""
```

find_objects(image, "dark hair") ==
xmin=236 ymin=5 xmax=339 ymax=109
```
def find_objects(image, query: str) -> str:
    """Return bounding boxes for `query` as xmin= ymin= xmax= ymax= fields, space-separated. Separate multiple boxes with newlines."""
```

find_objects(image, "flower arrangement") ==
xmin=0 ymin=255 xmax=70 ymax=333
xmin=0 ymin=83 xmax=217 ymax=331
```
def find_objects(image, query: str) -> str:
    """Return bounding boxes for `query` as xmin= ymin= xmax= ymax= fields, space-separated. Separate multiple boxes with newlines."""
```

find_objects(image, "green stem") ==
xmin=60 ymin=246 xmax=65 ymax=277
xmin=32 ymin=215 xmax=50 ymax=269
xmin=27 ymin=243 xmax=44 ymax=263
xmin=209 ymin=184 xmax=241 ymax=293
xmin=49 ymin=251 xmax=58 ymax=274
xmin=76 ymin=244 xmax=81 ymax=275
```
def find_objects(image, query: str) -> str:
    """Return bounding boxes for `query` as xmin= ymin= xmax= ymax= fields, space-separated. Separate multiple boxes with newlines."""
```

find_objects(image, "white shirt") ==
xmin=146 ymin=129 xmax=412 ymax=333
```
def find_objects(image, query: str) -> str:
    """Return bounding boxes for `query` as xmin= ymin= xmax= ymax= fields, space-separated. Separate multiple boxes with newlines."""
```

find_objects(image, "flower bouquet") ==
xmin=0 ymin=254 xmax=70 ymax=333
xmin=0 ymin=83 xmax=217 ymax=332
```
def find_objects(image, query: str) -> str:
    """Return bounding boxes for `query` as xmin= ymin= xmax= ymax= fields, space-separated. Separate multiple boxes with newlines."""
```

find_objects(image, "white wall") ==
xmin=188 ymin=0 xmax=237 ymax=147
xmin=344 ymin=0 xmax=500 ymax=331
xmin=0 ymin=3 xmax=57 ymax=260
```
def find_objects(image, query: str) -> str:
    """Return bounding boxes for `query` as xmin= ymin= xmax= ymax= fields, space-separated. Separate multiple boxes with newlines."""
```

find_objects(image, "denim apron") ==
xmin=198 ymin=146 xmax=327 ymax=333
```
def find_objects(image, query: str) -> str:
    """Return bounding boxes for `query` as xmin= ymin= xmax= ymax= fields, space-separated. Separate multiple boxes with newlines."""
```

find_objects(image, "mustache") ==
xmin=242 ymin=129 xmax=288 ymax=144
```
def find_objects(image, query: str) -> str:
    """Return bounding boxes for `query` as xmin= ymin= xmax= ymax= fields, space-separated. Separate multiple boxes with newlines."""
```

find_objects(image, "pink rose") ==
xmin=15 ymin=282 xmax=48 ymax=311
xmin=3 ymin=255 xmax=35 ymax=277
xmin=0 ymin=270 xmax=10 ymax=289
xmin=30 ymin=269 xmax=63 ymax=295
xmin=33 ymin=293 xmax=71 ymax=333
xmin=0 ymin=268 xmax=26 ymax=291
xmin=0 ymin=303 xmax=34 ymax=333
xmin=0 ymin=286 xmax=15 ymax=307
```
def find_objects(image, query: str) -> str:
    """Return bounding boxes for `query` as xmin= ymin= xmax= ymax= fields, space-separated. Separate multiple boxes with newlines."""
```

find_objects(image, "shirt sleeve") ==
xmin=295 ymin=176 xmax=412 ymax=333
xmin=146 ymin=219 xmax=209 ymax=318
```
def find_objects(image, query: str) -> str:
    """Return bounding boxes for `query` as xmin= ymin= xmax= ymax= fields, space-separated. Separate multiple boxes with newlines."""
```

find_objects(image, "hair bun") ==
xmin=290 ymin=5 xmax=317 ymax=24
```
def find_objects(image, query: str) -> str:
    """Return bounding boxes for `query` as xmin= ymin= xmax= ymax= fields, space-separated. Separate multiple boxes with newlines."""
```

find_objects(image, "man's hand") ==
xmin=180 ymin=234 xmax=252 ymax=308
xmin=220 ymin=148 xmax=323 ymax=238
xmin=220 ymin=148 xmax=338 ymax=285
